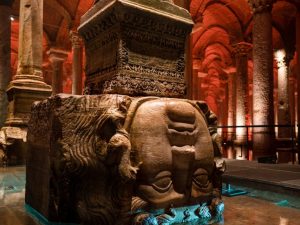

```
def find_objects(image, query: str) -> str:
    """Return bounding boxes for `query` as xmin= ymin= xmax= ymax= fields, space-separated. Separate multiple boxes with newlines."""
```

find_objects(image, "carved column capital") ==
xmin=69 ymin=31 xmax=83 ymax=49
xmin=248 ymin=0 xmax=276 ymax=14
xmin=232 ymin=42 xmax=252 ymax=56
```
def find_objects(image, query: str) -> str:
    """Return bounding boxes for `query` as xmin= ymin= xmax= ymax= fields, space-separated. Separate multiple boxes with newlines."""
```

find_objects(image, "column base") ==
xmin=252 ymin=130 xmax=276 ymax=160
xmin=5 ymin=78 xmax=52 ymax=126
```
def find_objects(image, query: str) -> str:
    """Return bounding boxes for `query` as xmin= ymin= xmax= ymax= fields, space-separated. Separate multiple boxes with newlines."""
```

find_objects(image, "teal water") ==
xmin=222 ymin=183 xmax=300 ymax=209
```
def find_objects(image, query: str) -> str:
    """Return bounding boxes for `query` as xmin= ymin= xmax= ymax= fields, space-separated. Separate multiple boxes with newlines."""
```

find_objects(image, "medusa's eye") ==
xmin=192 ymin=168 xmax=209 ymax=188
xmin=151 ymin=171 xmax=172 ymax=193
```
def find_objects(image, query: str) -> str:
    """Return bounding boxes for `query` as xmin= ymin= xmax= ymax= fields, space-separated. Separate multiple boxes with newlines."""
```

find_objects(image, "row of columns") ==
xmin=46 ymin=31 xmax=83 ymax=95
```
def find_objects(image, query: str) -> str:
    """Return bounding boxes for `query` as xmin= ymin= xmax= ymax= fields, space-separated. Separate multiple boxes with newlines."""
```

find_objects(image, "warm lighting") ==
xmin=10 ymin=16 xmax=14 ymax=21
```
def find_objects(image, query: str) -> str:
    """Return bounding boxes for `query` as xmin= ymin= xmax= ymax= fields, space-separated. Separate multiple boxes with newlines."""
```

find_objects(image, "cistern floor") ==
xmin=1 ymin=166 xmax=300 ymax=225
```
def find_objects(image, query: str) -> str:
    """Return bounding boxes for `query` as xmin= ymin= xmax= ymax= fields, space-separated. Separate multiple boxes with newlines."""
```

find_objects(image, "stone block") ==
xmin=26 ymin=94 xmax=225 ymax=225
xmin=78 ymin=0 xmax=193 ymax=97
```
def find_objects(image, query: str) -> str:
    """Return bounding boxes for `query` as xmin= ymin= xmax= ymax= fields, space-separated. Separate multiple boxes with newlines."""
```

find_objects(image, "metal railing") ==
xmin=217 ymin=124 xmax=299 ymax=164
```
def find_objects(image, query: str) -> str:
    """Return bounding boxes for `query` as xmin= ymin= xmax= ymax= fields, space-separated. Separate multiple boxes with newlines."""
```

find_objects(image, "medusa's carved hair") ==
xmin=29 ymin=94 xmax=224 ymax=225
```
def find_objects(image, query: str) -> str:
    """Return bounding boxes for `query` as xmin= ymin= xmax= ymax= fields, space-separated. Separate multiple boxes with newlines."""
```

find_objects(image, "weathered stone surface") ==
xmin=26 ymin=94 xmax=225 ymax=225
xmin=78 ymin=0 xmax=193 ymax=97
xmin=249 ymin=0 xmax=275 ymax=157
xmin=232 ymin=42 xmax=251 ymax=143
xmin=4 ymin=0 xmax=52 ymax=127
xmin=47 ymin=48 xmax=68 ymax=95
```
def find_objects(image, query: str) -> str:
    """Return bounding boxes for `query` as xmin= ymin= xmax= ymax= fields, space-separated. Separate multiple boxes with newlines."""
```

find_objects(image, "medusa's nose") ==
xmin=171 ymin=145 xmax=195 ymax=194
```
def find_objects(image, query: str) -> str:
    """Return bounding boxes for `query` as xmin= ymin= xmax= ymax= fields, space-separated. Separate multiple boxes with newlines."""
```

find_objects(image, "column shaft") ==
xmin=249 ymin=0 xmax=275 ymax=158
xmin=233 ymin=43 xmax=252 ymax=143
xmin=70 ymin=31 xmax=83 ymax=95
xmin=227 ymin=72 xmax=236 ymax=141
xmin=48 ymin=48 xmax=68 ymax=95
xmin=0 ymin=4 xmax=11 ymax=127
xmin=297 ymin=11 xmax=300 ymax=142
xmin=275 ymin=51 xmax=292 ymax=138
xmin=16 ymin=0 xmax=43 ymax=79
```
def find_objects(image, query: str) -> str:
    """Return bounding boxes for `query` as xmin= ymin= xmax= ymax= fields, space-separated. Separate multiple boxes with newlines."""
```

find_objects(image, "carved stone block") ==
xmin=78 ymin=0 xmax=193 ymax=97
xmin=26 ymin=94 xmax=225 ymax=225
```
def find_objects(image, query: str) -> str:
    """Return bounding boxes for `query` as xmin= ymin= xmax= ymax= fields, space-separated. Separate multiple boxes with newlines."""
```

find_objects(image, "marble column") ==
xmin=0 ymin=1 xmax=13 ymax=127
xmin=233 ymin=42 xmax=252 ymax=143
xmin=5 ymin=0 xmax=52 ymax=128
xmin=248 ymin=0 xmax=275 ymax=158
xmin=70 ymin=31 xmax=83 ymax=95
xmin=275 ymin=50 xmax=293 ymax=138
xmin=48 ymin=48 xmax=68 ymax=95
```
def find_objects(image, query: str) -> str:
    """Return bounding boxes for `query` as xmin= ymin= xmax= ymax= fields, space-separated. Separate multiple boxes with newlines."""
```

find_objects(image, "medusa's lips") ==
xmin=167 ymin=121 xmax=198 ymax=146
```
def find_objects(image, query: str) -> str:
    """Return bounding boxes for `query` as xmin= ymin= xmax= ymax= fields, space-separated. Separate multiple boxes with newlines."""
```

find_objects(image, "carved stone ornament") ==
xmin=78 ymin=0 xmax=193 ymax=97
xmin=26 ymin=94 xmax=225 ymax=225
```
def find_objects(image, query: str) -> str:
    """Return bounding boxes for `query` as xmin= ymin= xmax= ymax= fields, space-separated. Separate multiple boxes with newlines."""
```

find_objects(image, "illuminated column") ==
xmin=233 ymin=42 xmax=252 ymax=143
xmin=248 ymin=0 xmax=275 ymax=158
xmin=5 ymin=0 xmax=52 ymax=127
xmin=275 ymin=50 xmax=292 ymax=138
xmin=227 ymin=72 xmax=236 ymax=141
xmin=70 ymin=31 xmax=83 ymax=95
xmin=48 ymin=48 xmax=68 ymax=95
xmin=0 ymin=1 xmax=13 ymax=127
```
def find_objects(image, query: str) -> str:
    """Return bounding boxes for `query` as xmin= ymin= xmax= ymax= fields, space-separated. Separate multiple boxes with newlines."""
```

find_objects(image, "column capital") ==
xmin=248 ymin=0 xmax=276 ymax=14
xmin=69 ymin=31 xmax=83 ymax=49
xmin=232 ymin=42 xmax=252 ymax=56
xmin=47 ymin=48 xmax=68 ymax=63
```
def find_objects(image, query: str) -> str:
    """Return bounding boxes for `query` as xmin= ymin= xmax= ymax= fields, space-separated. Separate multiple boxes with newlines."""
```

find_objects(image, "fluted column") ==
xmin=248 ymin=0 xmax=276 ymax=158
xmin=233 ymin=42 xmax=252 ymax=143
xmin=0 ymin=1 xmax=13 ymax=127
xmin=48 ymin=48 xmax=68 ymax=95
xmin=70 ymin=31 xmax=83 ymax=95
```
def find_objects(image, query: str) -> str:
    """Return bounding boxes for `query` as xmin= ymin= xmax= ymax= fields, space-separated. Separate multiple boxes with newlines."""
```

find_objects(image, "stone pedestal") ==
xmin=48 ymin=48 xmax=68 ymax=95
xmin=0 ymin=2 xmax=12 ymax=128
xmin=70 ymin=31 xmax=83 ymax=95
xmin=79 ymin=0 xmax=193 ymax=97
xmin=248 ymin=0 xmax=276 ymax=158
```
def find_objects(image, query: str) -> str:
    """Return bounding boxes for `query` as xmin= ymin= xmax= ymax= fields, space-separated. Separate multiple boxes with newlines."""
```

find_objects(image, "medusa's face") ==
xmin=130 ymin=99 xmax=214 ymax=209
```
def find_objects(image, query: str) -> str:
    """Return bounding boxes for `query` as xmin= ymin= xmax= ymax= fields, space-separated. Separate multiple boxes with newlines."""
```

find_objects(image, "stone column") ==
xmin=48 ymin=48 xmax=68 ymax=95
xmin=233 ymin=42 xmax=252 ymax=143
xmin=0 ymin=1 xmax=13 ymax=127
xmin=70 ymin=31 xmax=83 ymax=95
xmin=297 ymin=11 xmax=300 ymax=145
xmin=275 ymin=50 xmax=292 ymax=138
xmin=227 ymin=72 xmax=236 ymax=141
xmin=5 ymin=0 xmax=52 ymax=127
xmin=248 ymin=0 xmax=275 ymax=158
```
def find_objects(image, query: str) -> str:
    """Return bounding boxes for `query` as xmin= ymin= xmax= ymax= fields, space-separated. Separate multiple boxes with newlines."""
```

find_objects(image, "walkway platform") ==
xmin=223 ymin=159 xmax=300 ymax=197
